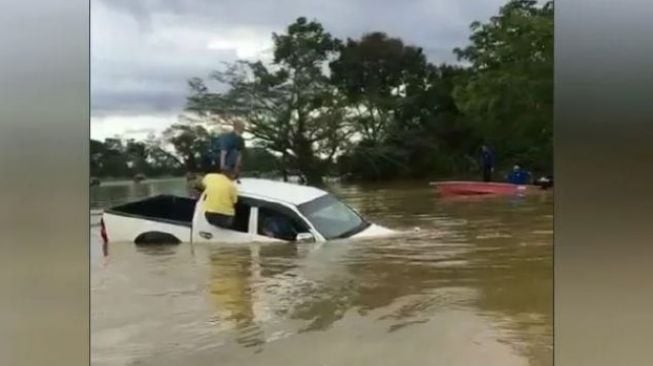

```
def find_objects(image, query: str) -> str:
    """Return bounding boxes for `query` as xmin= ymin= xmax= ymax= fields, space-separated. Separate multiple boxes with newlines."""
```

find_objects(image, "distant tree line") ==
xmin=90 ymin=126 xmax=281 ymax=179
xmin=92 ymin=0 xmax=553 ymax=184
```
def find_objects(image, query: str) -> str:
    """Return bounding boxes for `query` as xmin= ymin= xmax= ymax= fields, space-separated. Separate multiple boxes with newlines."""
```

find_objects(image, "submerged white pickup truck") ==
xmin=101 ymin=178 xmax=394 ymax=245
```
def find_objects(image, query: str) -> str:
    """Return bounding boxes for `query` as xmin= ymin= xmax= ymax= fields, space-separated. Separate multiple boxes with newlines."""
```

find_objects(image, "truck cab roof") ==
xmin=236 ymin=178 xmax=327 ymax=206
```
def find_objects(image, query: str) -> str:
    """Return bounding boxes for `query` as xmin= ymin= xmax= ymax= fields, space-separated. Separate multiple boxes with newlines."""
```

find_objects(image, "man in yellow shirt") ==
xmin=201 ymin=170 xmax=238 ymax=229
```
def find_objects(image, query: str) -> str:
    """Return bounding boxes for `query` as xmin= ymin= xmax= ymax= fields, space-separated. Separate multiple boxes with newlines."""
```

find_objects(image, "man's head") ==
xmin=513 ymin=164 xmax=521 ymax=171
xmin=233 ymin=120 xmax=246 ymax=135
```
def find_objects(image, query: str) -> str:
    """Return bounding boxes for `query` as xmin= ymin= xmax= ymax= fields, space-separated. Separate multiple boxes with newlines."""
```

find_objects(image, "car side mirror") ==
xmin=296 ymin=232 xmax=316 ymax=243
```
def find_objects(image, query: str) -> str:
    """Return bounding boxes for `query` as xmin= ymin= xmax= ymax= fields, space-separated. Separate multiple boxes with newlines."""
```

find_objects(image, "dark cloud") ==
xmin=92 ymin=0 xmax=505 ymax=120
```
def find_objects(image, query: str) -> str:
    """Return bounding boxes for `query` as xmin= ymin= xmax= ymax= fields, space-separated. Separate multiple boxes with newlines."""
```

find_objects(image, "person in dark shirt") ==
xmin=480 ymin=144 xmax=496 ymax=182
xmin=218 ymin=121 xmax=246 ymax=177
xmin=506 ymin=165 xmax=532 ymax=185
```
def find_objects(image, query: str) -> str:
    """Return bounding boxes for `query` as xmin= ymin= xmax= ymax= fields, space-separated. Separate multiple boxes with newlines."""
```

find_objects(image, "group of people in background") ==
xmin=479 ymin=144 xmax=552 ymax=189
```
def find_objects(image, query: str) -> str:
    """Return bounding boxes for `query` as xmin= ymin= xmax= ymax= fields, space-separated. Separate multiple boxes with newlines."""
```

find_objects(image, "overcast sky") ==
xmin=91 ymin=0 xmax=506 ymax=141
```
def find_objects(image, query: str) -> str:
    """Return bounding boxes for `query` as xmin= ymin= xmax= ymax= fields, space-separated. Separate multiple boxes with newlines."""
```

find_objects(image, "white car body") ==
xmin=101 ymin=178 xmax=394 ymax=244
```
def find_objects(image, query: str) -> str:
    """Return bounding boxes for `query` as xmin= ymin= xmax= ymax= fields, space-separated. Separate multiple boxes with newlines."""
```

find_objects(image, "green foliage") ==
xmin=241 ymin=147 xmax=282 ymax=174
xmin=453 ymin=0 xmax=553 ymax=173
xmin=162 ymin=124 xmax=211 ymax=172
xmin=90 ymin=136 xmax=184 ymax=179
xmin=186 ymin=17 xmax=345 ymax=184
xmin=94 ymin=1 xmax=553 ymax=183
xmin=333 ymin=49 xmax=477 ymax=180
xmin=330 ymin=32 xmax=428 ymax=143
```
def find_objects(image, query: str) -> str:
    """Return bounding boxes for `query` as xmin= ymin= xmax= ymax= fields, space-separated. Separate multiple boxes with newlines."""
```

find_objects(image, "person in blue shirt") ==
xmin=506 ymin=164 xmax=532 ymax=185
xmin=211 ymin=121 xmax=245 ymax=176
xmin=480 ymin=144 xmax=495 ymax=182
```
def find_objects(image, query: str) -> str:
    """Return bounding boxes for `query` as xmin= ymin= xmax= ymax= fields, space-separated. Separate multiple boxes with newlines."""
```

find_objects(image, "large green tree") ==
xmin=125 ymin=139 xmax=148 ymax=174
xmin=340 ymin=64 xmax=474 ymax=180
xmin=330 ymin=32 xmax=428 ymax=144
xmin=142 ymin=133 xmax=184 ymax=176
xmin=162 ymin=124 xmax=211 ymax=172
xmin=453 ymin=0 xmax=553 ymax=173
xmin=331 ymin=31 xmax=474 ymax=180
xmin=98 ymin=137 xmax=131 ymax=178
xmin=186 ymin=17 xmax=345 ymax=184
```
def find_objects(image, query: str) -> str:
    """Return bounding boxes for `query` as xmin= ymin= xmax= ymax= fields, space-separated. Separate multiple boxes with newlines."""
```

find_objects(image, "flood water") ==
xmin=91 ymin=178 xmax=552 ymax=366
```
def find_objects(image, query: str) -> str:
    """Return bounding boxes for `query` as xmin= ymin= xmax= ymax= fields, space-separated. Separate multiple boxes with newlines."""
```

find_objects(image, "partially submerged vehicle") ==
xmin=101 ymin=178 xmax=394 ymax=245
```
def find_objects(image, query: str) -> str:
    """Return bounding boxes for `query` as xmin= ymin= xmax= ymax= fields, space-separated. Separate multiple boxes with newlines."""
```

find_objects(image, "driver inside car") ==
xmin=259 ymin=214 xmax=297 ymax=241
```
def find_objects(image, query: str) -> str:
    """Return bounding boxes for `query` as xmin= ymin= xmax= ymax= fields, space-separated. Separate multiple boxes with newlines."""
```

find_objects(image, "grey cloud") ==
xmin=124 ymin=127 xmax=158 ymax=135
xmin=93 ymin=0 xmax=504 ymax=118
xmin=98 ymin=0 xmax=154 ymax=31
xmin=91 ymin=90 xmax=185 ymax=116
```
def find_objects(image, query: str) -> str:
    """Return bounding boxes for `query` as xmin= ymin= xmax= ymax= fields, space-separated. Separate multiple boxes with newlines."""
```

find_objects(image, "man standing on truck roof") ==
xmin=216 ymin=120 xmax=246 ymax=178
xmin=201 ymin=169 xmax=238 ymax=229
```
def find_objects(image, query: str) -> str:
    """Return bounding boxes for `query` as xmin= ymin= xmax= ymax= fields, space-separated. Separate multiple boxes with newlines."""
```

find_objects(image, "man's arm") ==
xmin=230 ymin=183 xmax=238 ymax=205
xmin=190 ymin=176 xmax=206 ymax=198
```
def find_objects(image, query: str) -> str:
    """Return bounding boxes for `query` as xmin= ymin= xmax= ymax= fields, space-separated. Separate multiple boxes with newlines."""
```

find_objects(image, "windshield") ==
xmin=298 ymin=194 xmax=369 ymax=240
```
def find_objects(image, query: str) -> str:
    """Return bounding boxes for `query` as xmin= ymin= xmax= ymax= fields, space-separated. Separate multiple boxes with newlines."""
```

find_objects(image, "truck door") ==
xmin=191 ymin=193 xmax=257 ymax=243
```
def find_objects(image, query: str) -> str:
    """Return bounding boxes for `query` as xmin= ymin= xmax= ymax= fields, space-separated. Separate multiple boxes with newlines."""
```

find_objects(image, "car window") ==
xmin=232 ymin=202 xmax=251 ymax=233
xmin=257 ymin=207 xmax=308 ymax=241
xmin=298 ymin=194 xmax=368 ymax=240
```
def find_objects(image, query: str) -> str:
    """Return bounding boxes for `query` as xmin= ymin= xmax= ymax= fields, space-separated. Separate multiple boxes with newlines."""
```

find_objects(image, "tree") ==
xmin=90 ymin=139 xmax=106 ymax=177
xmin=162 ymin=124 xmax=211 ymax=172
xmin=241 ymin=147 xmax=282 ymax=174
xmin=453 ymin=0 xmax=553 ymax=173
xmin=142 ymin=133 xmax=184 ymax=176
xmin=125 ymin=139 xmax=148 ymax=175
xmin=99 ymin=137 xmax=131 ymax=177
xmin=330 ymin=32 xmax=428 ymax=144
xmin=186 ymin=17 xmax=345 ymax=185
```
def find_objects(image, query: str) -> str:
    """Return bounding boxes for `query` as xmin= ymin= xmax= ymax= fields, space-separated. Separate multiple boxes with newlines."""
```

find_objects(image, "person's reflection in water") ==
xmin=207 ymin=242 xmax=303 ymax=350
xmin=207 ymin=247 xmax=264 ymax=350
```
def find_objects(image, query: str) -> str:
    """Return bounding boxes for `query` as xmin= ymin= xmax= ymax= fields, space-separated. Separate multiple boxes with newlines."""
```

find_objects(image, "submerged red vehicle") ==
xmin=430 ymin=181 xmax=534 ymax=197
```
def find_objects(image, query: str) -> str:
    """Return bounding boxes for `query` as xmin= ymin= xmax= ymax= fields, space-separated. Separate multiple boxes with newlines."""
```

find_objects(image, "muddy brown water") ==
xmin=91 ymin=178 xmax=552 ymax=366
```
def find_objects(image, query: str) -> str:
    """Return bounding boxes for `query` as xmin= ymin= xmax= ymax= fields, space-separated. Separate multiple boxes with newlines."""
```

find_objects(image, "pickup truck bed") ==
xmin=102 ymin=194 xmax=253 ymax=244
xmin=106 ymin=195 xmax=196 ymax=227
